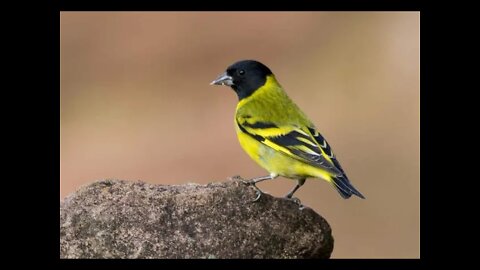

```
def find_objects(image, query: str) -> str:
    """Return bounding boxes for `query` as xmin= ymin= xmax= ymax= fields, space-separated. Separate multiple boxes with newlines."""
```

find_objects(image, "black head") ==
xmin=210 ymin=60 xmax=273 ymax=100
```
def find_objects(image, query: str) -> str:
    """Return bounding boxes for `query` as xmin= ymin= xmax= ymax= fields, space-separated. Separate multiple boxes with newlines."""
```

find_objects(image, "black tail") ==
xmin=331 ymin=175 xmax=365 ymax=199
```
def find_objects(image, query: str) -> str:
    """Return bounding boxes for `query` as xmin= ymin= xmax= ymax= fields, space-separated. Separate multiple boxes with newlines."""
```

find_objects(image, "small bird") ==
xmin=210 ymin=60 xmax=365 ymax=201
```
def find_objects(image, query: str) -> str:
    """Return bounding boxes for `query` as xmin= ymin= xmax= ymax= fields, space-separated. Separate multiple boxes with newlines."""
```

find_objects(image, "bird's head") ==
xmin=210 ymin=60 xmax=273 ymax=100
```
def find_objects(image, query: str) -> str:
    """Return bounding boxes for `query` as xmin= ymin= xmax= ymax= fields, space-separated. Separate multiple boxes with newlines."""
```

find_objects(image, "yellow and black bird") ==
xmin=211 ymin=60 xmax=365 ymax=201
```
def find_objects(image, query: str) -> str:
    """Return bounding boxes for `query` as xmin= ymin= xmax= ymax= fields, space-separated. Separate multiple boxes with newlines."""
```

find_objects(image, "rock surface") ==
xmin=60 ymin=178 xmax=334 ymax=258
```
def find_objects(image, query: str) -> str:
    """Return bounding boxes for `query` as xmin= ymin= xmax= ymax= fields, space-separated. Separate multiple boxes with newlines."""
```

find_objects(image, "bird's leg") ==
xmin=246 ymin=175 xmax=276 ymax=185
xmin=285 ymin=178 xmax=306 ymax=199
xmin=239 ymin=174 xmax=278 ymax=202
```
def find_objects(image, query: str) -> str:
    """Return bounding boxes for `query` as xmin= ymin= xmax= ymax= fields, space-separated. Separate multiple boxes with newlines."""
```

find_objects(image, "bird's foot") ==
xmin=231 ymin=176 xmax=268 ymax=202
xmin=230 ymin=175 xmax=255 ymax=186
xmin=285 ymin=196 xmax=304 ymax=210
xmin=242 ymin=179 xmax=258 ymax=186
xmin=250 ymin=184 xmax=266 ymax=202
xmin=252 ymin=189 xmax=262 ymax=202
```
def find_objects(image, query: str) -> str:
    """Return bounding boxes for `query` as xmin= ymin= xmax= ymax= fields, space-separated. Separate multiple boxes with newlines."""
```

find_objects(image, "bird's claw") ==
xmin=285 ymin=196 xmax=304 ymax=209
xmin=252 ymin=190 xmax=262 ymax=202
xmin=232 ymin=176 xmax=267 ymax=202
xmin=249 ymin=183 xmax=266 ymax=202
xmin=230 ymin=176 xmax=255 ymax=186
xmin=242 ymin=180 xmax=251 ymax=185
xmin=243 ymin=180 xmax=257 ymax=186
xmin=290 ymin=197 xmax=301 ymax=204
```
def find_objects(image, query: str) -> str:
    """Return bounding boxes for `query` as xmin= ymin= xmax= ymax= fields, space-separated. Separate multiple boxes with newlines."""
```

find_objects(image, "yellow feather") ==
xmin=235 ymin=117 xmax=335 ymax=182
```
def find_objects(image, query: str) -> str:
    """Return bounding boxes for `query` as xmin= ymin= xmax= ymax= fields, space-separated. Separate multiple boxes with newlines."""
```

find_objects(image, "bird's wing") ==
xmin=236 ymin=116 xmax=343 ymax=176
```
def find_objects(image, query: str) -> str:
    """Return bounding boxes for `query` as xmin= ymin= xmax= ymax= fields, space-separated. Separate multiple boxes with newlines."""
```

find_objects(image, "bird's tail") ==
xmin=330 ymin=175 xmax=365 ymax=199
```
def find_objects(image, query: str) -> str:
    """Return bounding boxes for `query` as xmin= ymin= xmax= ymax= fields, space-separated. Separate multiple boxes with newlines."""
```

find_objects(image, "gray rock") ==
xmin=60 ymin=178 xmax=334 ymax=258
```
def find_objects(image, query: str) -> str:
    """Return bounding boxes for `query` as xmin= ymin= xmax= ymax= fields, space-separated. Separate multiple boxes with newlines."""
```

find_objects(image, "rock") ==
xmin=60 ymin=178 xmax=334 ymax=258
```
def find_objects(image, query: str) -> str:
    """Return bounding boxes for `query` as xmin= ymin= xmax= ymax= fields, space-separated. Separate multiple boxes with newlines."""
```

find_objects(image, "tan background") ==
xmin=60 ymin=12 xmax=419 ymax=258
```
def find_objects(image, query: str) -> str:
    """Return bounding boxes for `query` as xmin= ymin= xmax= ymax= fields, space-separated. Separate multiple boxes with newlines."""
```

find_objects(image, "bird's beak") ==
xmin=210 ymin=72 xmax=233 ymax=86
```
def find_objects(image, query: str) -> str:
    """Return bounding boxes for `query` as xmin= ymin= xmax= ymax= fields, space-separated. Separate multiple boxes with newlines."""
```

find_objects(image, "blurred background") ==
xmin=60 ymin=12 xmax=419 ymax=258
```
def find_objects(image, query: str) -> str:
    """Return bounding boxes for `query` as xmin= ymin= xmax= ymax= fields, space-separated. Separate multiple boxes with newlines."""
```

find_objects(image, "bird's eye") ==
xmin=238 ymin=69 xmax=245 ymax=76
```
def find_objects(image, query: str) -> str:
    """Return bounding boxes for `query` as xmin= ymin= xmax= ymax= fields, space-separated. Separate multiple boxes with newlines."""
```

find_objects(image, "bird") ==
xmin=210 ymin=60 xmax=365 ymax=201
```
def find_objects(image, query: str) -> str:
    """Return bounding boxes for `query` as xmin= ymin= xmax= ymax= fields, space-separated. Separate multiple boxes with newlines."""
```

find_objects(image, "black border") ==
xmin=59 ymin=1 xmax=423 ymax=11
